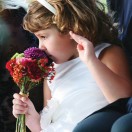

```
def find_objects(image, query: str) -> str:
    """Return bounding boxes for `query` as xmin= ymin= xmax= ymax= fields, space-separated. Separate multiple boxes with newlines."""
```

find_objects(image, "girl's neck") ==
xmin=68 ymin=54 xmax=78 ymax=61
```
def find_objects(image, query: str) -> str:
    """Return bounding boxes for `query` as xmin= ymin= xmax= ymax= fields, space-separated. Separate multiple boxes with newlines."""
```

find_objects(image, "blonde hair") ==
xmin=23 ymin=0 xmax=119 ymax=46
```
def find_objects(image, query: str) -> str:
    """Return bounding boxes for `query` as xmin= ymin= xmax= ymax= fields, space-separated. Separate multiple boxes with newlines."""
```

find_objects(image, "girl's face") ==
xmin=34 ymin=27 xmax=78 ymax=64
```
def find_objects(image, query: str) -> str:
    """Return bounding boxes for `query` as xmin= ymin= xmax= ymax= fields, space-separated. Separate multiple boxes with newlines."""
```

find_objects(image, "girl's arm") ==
xmin=28 ymin=80 xmax=51 ymax=131
xmin=27 ymin=79 xmax=51 ymax=131
xmin=43 ymin=79 xmax=52 ymax=107
xmin=70 ymin=31 xmax=132 ymax=103
xmin=88 ymin=45 xmax=132 ymax=102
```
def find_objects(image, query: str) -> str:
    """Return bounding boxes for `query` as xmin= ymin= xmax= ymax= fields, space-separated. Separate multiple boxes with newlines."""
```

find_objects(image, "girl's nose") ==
xmin=39 ymin=42 xmax=47 ymax=50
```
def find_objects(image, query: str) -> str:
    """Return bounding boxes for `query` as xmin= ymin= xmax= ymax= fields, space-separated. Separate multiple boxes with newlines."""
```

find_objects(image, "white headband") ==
xmin=37 ymin=0 xmax=56 ymax=14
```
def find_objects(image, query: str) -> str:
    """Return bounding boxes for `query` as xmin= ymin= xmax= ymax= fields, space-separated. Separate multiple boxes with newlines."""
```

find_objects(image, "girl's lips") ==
xmin=48 ymin=55 xmax=52 ymax=58
xmin=49 ymin=55 xmax=55 ymax=62
xmin=48 ymin=54 xmax=53 ymax=59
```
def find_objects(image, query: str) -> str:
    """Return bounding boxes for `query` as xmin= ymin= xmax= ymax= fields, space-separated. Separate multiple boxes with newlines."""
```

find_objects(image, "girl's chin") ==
xmin=52 ymin=59 xmax=58 ymax=64
xmin=54 ymin=60 xmax=64 ymax=64
xmin=51 ymin=57 xmax=62 ymax=64
xmin=53 ymin=57 xmax=71 ymax=64
xmin=54 ymin=61 xmax=61 ymax=64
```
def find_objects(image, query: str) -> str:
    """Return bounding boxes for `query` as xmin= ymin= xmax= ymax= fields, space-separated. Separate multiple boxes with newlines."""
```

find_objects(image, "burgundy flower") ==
xmin=26 ymin=60 xmax=42 ymax=80
xmin=24 ymin=47 xmax=47 ymax=59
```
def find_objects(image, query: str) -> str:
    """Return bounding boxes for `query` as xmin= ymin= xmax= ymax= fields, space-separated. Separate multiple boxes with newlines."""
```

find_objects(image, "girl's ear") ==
xmin=62 ymin=32 xmax=73 ymax=39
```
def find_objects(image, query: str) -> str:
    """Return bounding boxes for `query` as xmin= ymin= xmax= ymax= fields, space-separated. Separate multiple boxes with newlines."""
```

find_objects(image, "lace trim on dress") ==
xmin=40 ymin=98 xmax=59 ymax=130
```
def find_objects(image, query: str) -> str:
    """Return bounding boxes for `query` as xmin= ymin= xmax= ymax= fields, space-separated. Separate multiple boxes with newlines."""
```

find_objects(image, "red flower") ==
xmin=25 ymin=60 xmax=42 ymax=80
xmin=12 ymin=64 xmax=24 ymax=84
xmin=6 ymin=59 xmax=16 ymax=75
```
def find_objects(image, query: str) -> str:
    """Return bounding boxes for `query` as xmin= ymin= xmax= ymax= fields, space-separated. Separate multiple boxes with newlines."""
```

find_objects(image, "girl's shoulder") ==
xmin=99 ymin=44 xmax=131 ymax=79
xmin=95 ymin=43 xmax=126 ymax=63
xmin=99 ymin=44 xmax=125 ymax=61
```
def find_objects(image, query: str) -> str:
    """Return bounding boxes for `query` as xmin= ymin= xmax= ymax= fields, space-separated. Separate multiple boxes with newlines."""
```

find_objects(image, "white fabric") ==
xmin=40 ymin=43 xmax=111 ymax=132
xmin=0 ymin=0 xmax=28 ymax=11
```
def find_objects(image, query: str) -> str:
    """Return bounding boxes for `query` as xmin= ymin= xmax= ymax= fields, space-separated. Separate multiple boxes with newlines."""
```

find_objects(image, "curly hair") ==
xmin=23 ymin=0 xmax=120 ymax=46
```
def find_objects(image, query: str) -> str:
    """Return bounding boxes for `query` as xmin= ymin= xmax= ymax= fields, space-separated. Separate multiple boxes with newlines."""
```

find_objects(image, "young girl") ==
xmin=12 ymin=0 xmax=132 ymax=131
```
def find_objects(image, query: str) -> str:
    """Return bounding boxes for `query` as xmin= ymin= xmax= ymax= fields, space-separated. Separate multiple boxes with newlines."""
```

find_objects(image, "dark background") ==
xmin=0 ymin=8 xmax=43 ymax=132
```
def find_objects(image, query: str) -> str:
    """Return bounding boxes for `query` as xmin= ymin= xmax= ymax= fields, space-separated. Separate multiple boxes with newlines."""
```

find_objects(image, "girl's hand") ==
xmin=69 ymin=31 xmax=96 ymax=64
xmin=13 ymin=93 xmax=31 ymax=118
xmin=12 ymin=93 xmax=41 ymax=131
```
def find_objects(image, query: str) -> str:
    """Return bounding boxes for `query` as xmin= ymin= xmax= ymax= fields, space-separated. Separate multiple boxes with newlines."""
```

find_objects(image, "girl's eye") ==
xmin=40 ymin=36 xmax=47 ymax=39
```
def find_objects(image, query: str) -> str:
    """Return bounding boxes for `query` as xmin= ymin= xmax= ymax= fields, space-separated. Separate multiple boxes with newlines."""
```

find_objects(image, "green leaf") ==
xmin=11 ymin=53 xmax=20 ymax=59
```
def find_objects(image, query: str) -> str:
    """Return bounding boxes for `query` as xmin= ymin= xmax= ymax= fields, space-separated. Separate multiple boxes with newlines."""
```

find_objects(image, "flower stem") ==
xmin=16 ymin=84 xmax=28 ymax=132
xmin=16 ymin=114 xmax=26 ymax=132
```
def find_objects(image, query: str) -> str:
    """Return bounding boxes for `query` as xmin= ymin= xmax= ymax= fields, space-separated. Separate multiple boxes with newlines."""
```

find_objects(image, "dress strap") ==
xmin=95 ymin=43 xmax=111 ymax=58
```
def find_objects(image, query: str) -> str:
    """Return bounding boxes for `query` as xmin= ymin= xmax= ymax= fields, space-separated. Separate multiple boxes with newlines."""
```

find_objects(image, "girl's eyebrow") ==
xmin=35 ymin=31 xmax=46 ymax=36
xmin=35 ymin=29 xmax=50 ymax=36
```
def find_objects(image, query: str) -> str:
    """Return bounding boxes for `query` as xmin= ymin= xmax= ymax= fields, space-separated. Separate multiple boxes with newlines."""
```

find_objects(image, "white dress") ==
xmin=40 ymin=43 xmax=111 ymax=132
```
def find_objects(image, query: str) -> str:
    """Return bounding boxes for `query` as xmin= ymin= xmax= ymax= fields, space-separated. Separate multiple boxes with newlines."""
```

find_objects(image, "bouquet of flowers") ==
xmin=6 ymin=47 xmax=55 ymax=132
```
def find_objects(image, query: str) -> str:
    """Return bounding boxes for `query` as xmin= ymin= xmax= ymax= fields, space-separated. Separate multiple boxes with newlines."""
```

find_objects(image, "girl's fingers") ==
xmin=77 ymin=44 xmax=84 ymax=51
xmin=13 ymin=112 xmax=19 ymax=118
xmin=13 ymin=93 xmax=21 ymax=99
xmin=13 ymin=109 xmax=26 ymax=118
xmin=69 ymin=31 xmax=88 ymax=45
xmin=13 ymin=104 xmax=28 ymax=118
xmin=13 ymin=104 xmax=27 ymax=111
xmin=13 ymin=93 xmax=29 ymax=105
xmin=12 ymin=93 xmax=30 ymax=118
xmin=21 ymin=96 xmax=28 ymax=102
xmin=21 ymin=97 xmax=33 ymax=107
xmin=12 ymin=99 xmax=27 ymax=107
xmin=13 ymin=93 xmax=28 ymax=100
xmin=69 ymin=31 xmax=83 ymax=44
